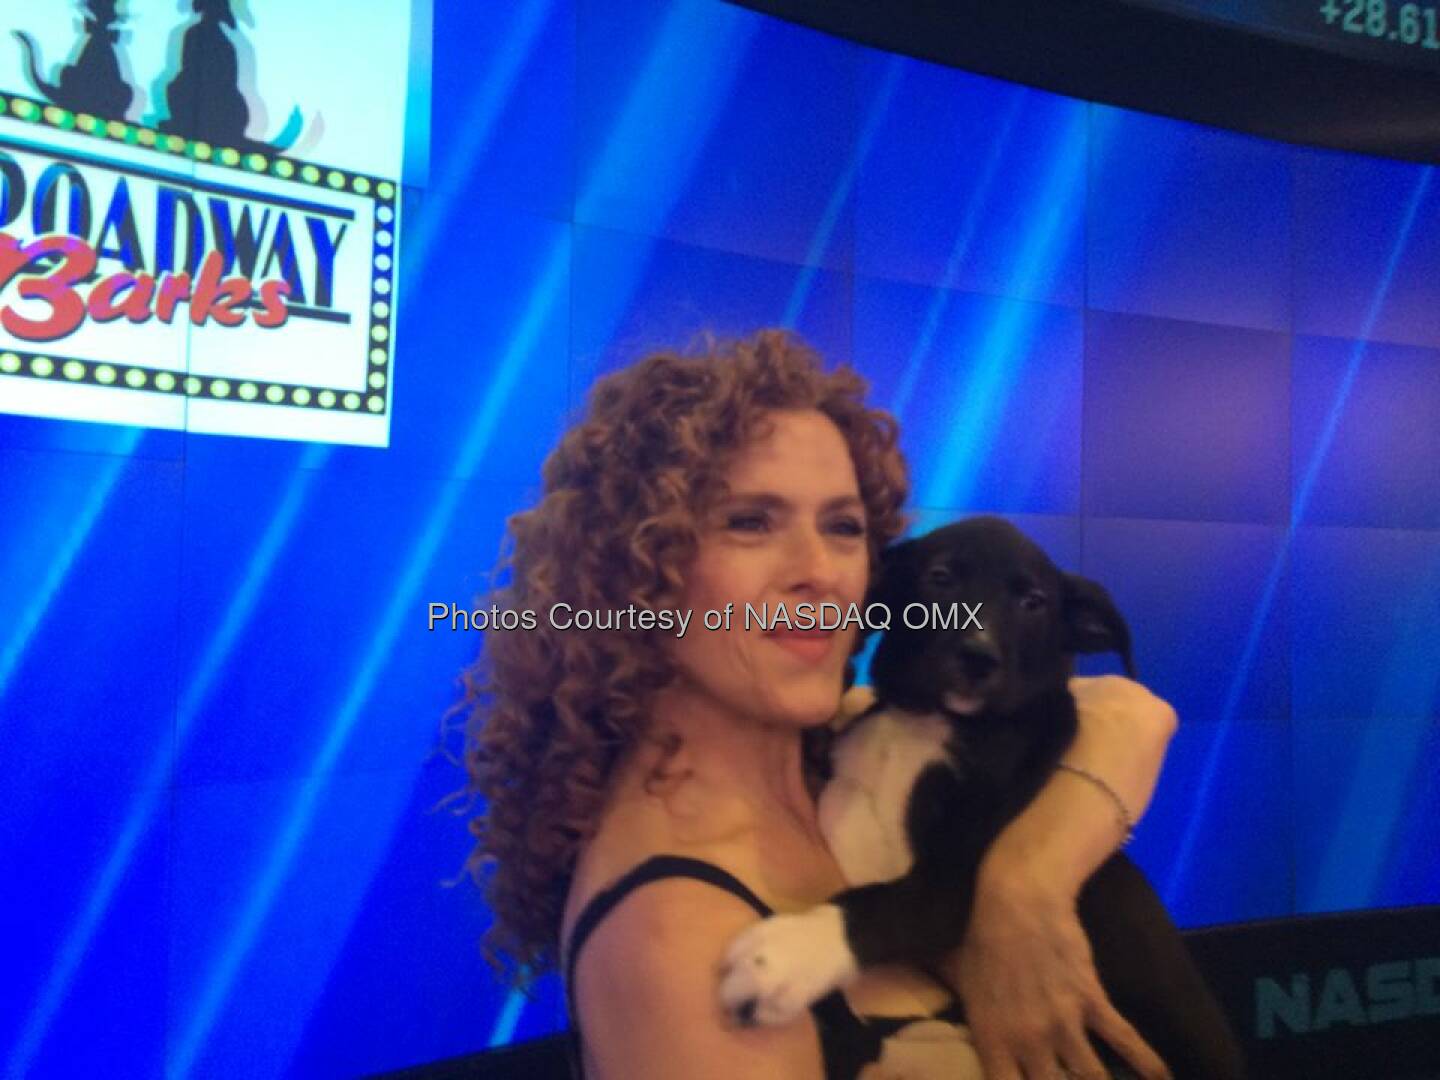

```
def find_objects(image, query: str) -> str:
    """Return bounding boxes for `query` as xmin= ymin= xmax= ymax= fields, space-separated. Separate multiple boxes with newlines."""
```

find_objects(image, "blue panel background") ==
xmin=430 ymin=0 xmax=575 ymax=220
xmin=1083 ymin=312 xmax=1290 ymax=524
xmin=1294 ymin=717 xmax=1440 ymax=914
xmin=0 ymin=452 xmax=183 ymax=797
xmin=853 ymin=276 xmax=1082 ymax=515
xmin=1291 ymin=334 xmax=1440 ymax=530
xmin=570 ymin=223 xmax=851 ymax=403
xmin=1088 ymin=106 xmax=1291 ymax=332
xmin=1082 ymin=518 xmax=1290 ymax=726
xmin=1290 ymin=526 xmax=1440 ymax=720
xmin=0 ymin=781 xmax=171 ymax=1078
xmin=574 ymin=0 xmax=860 ymax=269
xmin=1293 ymin=149 xmax=1440 ymax=349
xmin=854 ymin=55 xmax=1087 ymax=307
xmin=2 ymin=0 xmax=1438 ymax=1075
xmin=1131 ymin=718 xmax=1295 ymax=927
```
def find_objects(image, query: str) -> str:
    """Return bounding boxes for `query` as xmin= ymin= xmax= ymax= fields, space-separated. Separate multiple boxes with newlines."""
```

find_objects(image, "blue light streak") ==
xmin=781 ymin=56 xmax=903 ymax=328
xmin=887 ymin=91 xmax=1026 ymax=422
xmin=921 ymin=107 xmax=1087 ymax=509
xmin=1163 ymin=166 xmax=1434 ymax=906
xmin=0 ymin=426 xmax=144 ymax=702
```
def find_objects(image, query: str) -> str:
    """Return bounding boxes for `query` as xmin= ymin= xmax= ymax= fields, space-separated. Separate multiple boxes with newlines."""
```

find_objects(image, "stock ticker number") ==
xmin=1321 ymin=0 xmax=1440 ymax=50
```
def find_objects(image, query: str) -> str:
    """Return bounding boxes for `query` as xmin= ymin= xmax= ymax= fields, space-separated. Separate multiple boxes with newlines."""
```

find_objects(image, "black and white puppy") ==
xmin=718 ymin=516 xmax=1246 ymax=1079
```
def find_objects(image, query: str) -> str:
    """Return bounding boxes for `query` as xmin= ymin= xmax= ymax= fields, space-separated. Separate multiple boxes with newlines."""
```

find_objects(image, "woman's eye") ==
xmin=926 ymin=567 xmax=953 ymax=587
xmin=725 ymin=512 xmax=769 ymax=533
xmin=1020 ymin=590 xmax=1048 ymax=611
xmin=829 ymin=516 xmax=866 ymax=538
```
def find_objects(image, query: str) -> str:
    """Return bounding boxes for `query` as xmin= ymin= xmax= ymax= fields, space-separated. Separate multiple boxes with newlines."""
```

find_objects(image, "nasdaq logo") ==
xmin=1255 ymin=958 xmax=1440 ymax=1038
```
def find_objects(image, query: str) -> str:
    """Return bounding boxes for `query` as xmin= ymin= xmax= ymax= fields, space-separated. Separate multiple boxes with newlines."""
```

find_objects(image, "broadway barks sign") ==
xmin=0 ymin=0 xmax=418 ymax=447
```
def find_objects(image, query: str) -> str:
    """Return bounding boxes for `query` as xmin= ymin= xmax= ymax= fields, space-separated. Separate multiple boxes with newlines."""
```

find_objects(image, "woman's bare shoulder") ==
xmin=562 ymin=783 xmax=824 ymax=1079
xmin=570 ymin=868 xmax=823 ymax=1080
xmin=561 ymin=767 xmax=758 ymax=944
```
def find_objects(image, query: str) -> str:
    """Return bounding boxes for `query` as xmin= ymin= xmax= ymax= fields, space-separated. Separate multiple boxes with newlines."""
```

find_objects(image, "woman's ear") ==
xmin=1061 ymin=573 xmax=1136 ymax=677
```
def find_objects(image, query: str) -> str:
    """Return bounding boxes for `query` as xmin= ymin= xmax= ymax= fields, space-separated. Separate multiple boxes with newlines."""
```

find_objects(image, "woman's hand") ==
xmin=943 ymin=675 xmax=1179 ymax=1079
xmin=943 ymin=864 xmax=1170 ymax=1080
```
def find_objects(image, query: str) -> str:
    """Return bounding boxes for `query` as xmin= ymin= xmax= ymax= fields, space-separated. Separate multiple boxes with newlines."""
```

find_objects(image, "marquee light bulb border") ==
xmin=0 ymin=91 xmax=397 ymax=418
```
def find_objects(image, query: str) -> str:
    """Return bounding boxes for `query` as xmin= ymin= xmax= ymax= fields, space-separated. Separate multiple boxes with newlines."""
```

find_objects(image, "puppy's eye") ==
xmin=926 ymin=566 xmax=954 ymax=588
xmin=1020 ymin=589 xmax=1047 ymax=611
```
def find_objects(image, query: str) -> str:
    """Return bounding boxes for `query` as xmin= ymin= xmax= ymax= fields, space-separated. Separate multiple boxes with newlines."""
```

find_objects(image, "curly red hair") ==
xmin=460 ymin=329 xmax=909 ymax=985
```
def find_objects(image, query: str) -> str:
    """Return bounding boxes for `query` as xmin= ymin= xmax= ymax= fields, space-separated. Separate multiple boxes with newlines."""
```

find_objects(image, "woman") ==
xmin=463 ymin=330 xmax=1177 ymax=1080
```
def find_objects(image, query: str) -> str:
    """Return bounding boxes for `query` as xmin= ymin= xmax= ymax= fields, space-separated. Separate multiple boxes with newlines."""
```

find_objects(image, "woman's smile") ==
xmin=765 ymin=627 xmax=839 ymax=665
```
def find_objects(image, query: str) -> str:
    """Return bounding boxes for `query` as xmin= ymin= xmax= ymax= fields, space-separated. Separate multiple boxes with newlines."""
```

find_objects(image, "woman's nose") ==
xmin=784 ymin=526 xmax=841 ymax=591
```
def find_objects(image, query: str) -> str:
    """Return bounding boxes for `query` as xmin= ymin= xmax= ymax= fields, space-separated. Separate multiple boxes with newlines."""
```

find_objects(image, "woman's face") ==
xmin=666 ymin=408 xmax=871 ymax=729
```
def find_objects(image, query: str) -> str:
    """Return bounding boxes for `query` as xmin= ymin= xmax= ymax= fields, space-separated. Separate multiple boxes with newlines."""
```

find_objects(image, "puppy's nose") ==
xmin=958 ymin=634 xmax=1001 ymax=685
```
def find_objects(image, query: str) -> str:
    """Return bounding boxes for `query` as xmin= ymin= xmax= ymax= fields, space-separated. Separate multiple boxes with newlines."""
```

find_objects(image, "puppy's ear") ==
xmin=865 ymin=537 xmax=919 ymax=632
xmin=1061 ymin=573 xmax=1135 ymax=677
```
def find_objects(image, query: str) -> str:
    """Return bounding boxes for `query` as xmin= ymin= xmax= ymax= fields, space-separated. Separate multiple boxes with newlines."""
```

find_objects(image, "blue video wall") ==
xmin=2 ymin=0 xmax=1438 ymax=1075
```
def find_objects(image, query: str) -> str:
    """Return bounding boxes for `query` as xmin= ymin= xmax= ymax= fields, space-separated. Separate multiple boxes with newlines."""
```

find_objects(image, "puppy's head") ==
xmin=867 ymin=516 xmax=1132 ymax=717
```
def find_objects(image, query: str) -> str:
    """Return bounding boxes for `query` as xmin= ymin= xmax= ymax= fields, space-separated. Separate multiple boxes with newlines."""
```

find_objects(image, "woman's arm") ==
xmin=944 ymin=674 xmax=1178 ymax=1080
xmin=988 ymin=675 xmax=1176 ymax=893
xmin=574 ymin=878 xmax=826 ymax=1080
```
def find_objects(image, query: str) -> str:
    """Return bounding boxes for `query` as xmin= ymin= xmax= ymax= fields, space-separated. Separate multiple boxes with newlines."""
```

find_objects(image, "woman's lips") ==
xmin=766 ymin=629 xmax=835 ymax=664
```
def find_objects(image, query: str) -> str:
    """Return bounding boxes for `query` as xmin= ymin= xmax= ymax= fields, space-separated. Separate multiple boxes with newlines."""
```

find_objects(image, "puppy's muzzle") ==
xmin=940 ymin=628 xmax=1003 ymax=713
xmin=957 ymin=635 xmax=1000 ymax=685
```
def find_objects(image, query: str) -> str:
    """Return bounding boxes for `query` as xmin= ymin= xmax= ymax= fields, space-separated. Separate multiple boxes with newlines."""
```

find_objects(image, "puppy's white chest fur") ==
xmin=818 ymin=708 xmax=953 ymax=886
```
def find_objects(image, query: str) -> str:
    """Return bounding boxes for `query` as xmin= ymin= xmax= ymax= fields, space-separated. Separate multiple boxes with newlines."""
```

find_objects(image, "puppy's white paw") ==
xmin=717 ymin=905 xmax=858 ymax=1027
